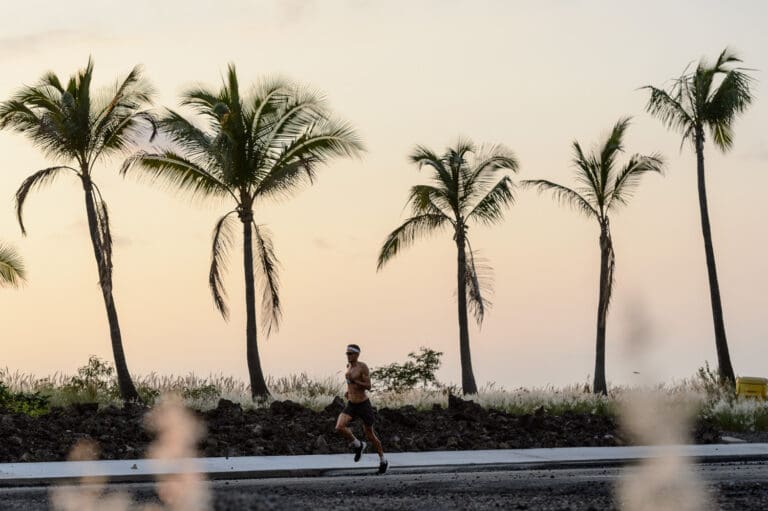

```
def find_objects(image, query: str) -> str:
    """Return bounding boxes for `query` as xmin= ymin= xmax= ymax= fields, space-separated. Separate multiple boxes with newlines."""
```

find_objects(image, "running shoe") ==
xmin=377 ymin=459 xmax=389 ymax=474
xmin=353 ymin=441 xmax=367 ymax=462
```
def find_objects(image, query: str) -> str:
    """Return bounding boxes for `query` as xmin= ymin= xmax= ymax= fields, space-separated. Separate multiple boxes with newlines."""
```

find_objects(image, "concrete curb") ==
xmin=1 ymin=443 xmax=767 ymax=486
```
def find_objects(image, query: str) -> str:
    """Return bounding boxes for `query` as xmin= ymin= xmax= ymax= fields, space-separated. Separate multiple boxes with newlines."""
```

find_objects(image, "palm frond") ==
xmin=599 ymin=117 xmax=630 ymax=185
xmin=462 ymin=144 xmax=519 ymax=210
xmin=181 ymin=87 xmax=225 ymax=120
xmin=1 ymin=59 xmax=154 ymax=166
xmin=91 ymin=185 xmax=114 ymax=283
xmin=255 ymin=94 xmax=326 ymax=169
xmin=121 ymin=151 xmax=233 ymax=202
xmin=209 ymin=210 xmax=239 ymax=319
xmin=704 ymin=68 xmax=754 ymax=151
xmin=255 ymin=120 xmax=364 ymax=200
xmin=715 ymin=48 xmax=742 ymax=68
xmin=466 ymin=149 xmax=519 ymax=184
xmin=0 ymin=91 xmax=75 ymax=160
xmin=570 ymin=141 xmax=601 ymax=205
xmin=467 ymin=176 xmax=516 ymax=225
xmin=608 ymin=153 xmax=664 ymax=210
xmin=642 ymin=84 xmax=694 ymax=136
xmin=157 ymin=110 xmax=219 ymax=163
xmin=252 ymin=223 xmax=282 ymax=336
xmin=15 ymin=166 xmax=79 ymax=234
xmin=92 ymin=110 xmax=157 ymax=164
xmin=91 ymin=64 xmax=155 ymax=143
xmin=377 ymin=213 xmax=450 ymax=270
xmin=645 ymin=48 xmax=754 ymax=154
xmin=521 ymin=179 xmax=597 ymax=218
xmin=709 ymin=120 xmax=734 ymax=150
xmin=406 ymin=184 xmax=454 ymax=218
xmin=248 ymin=78 xmax=292 ymax=130
xmin=0 ymin=243 xmax=26 ymax=287
xmin=448 ymin=138 xmax=475 ymax=166
xmin=600 ymin=231 xmax=617 ymax=314
xmin=464 ymin=243 xmax=493 ymax=325
xmin=409 ymin=145 xmax=454 ymax=192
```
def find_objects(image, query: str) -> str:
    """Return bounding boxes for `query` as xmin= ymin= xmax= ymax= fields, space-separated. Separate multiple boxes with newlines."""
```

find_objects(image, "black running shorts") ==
xmin=342 ymin=399 xmax=376 ymax=426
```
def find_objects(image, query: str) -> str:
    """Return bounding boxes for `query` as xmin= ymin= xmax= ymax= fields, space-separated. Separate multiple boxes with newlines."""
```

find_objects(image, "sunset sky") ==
xmin=1 ymin=1 xmax=766 ymax=389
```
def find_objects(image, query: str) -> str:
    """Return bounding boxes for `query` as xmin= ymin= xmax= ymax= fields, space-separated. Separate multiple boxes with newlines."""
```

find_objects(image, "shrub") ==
xmin=60 ymin=355 xmax=121 ymax=403
xmin=181 ymin=383 xmax=220 ymax=402
xmin=0 ymin=381 xmax=49 ymax=416
xmin=371 ymin=347 xmax=443 ymax=393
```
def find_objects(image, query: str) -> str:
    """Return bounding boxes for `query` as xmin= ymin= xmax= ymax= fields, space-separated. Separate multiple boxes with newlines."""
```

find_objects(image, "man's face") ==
xmin=346 ymin=351 xmax=359 ymax=363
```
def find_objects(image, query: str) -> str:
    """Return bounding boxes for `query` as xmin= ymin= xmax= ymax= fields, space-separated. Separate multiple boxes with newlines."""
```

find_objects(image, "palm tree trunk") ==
xmin=81 ymin=176 xmax=140 ymax=402
xmin=593 ymin=223 xmax=612 ymax=396
xmin=695 ymin=129 xmax=735 ymax=384
xmin=241 ymin=209 xmax=270 ymax=399
xmin=456 ymin=228 xmax=478 ymax=395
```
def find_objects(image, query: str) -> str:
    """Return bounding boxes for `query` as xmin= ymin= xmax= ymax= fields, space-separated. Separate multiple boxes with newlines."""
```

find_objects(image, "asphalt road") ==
xmin=2 ymin=462 xmax=768 ymax=510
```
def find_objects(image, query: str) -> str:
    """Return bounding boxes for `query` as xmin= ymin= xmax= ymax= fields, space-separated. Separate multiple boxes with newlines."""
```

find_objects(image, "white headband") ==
xmin=346 ymin=345 xmax=360 ymax=353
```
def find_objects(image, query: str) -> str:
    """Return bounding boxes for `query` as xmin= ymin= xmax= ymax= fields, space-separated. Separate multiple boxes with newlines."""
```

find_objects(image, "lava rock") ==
xmin=323 ymin=396 xmax=345 ymax=415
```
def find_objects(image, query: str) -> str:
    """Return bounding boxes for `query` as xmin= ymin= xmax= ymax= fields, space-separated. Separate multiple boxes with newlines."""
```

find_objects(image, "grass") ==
xmin=1 ymin=357 xmax=767 ymax=434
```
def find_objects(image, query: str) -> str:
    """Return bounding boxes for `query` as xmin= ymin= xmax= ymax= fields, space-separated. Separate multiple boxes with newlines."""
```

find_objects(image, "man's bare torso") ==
xmin=345 ymin=361 xmax=369 ymax=403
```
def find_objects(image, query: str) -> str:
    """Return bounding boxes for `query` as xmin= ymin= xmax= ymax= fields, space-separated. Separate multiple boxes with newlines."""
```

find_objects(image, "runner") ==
xmin=334 ymin=344 xmax=388 ymax=474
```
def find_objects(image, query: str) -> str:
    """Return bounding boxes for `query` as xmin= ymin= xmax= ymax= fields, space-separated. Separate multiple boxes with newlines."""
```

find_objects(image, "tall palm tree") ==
xmin=643 ymin=49 xmax=754 ymax=384
xmin=0 ymin=58 xmax=156 ymax=401
xmin=523 ymin=118 xmax=663 ymax=395
xmin=0 ymin=243 xmax=25 ymax=287
xmin=121 ymin=65 xmax=363 ymax=399
xmin=377 ymin=140 xmax=518 ymax=395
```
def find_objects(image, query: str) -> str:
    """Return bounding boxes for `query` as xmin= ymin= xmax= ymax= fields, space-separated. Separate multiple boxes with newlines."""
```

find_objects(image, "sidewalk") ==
xmin=2 ymin=443 xmax=767 ymax=486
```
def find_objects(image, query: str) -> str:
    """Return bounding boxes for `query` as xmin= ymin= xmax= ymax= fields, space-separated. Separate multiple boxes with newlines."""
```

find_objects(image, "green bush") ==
xmin=371 ymin=347 xmax=443 ymax=393
xmin=695 ymin=361 xmax=733 ymax=399
xmin=181 ymin=383 xmax=220 ymax=402
xmin=0 ymin=381 xmax=49 ymax=416
xmin=137 ymin=384 xmax=161 ymax=404
xmin=59 ymin=355 xmax=121 ymax=403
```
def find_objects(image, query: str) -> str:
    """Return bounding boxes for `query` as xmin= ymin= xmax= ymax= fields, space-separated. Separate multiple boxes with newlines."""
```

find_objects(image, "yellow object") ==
xmin=735 ymin=377 xmax=768 ymax=399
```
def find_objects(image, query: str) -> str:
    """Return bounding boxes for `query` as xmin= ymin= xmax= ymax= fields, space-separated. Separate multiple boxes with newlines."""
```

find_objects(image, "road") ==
xmin=2 ymin=462 xmax=768 ymax=510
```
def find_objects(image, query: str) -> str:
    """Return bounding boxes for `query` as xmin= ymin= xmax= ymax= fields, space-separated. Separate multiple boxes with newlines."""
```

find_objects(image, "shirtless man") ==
xmin=334 ymin=344 xmax=388 ymax=474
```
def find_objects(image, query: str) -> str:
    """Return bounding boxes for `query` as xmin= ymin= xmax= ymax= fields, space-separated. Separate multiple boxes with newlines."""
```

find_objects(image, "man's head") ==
xmin=346 ymin=344 xmax=361 ymax=363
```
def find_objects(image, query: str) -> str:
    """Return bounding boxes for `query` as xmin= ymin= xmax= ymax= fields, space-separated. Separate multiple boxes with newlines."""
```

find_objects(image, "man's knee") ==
xmin=335 ymin=419 xmax=349 ymax=433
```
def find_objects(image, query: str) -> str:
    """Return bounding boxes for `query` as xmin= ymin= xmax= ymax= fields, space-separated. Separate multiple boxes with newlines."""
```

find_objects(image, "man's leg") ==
xmin=363 ymin=424 xmax=385 ymax=460
xmin=336 ymin=413 xmax=367 ymax=461
xmin=364 ymin=425 xmax=388 ymax=474
xmin=334 ymin=413 xmax=356 ymax=443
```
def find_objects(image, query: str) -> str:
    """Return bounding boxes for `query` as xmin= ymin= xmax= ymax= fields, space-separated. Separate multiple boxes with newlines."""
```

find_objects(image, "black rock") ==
xmin=71 ymin=402 xmax=99 ymax=415
xmin=323 ymin=396 xmax=345 ymax=415
xmin=269 ymin=400 xmax=306 ymax=415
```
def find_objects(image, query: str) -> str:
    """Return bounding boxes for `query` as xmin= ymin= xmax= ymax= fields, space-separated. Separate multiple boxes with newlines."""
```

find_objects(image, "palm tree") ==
xmin=0 ymin=243 xmax=25 ymax=287
xmin=523 ymin=118 xmax=663 ymax=395
xmin=377 ymin=140 xmax=518 ymax=395
xmin=0 ymin=58 xmax=156 ymax=401
xmin=643 ymin=49 xmax=754 ymax=384
xmin=121 ymin=65 xmax=363 ymax=399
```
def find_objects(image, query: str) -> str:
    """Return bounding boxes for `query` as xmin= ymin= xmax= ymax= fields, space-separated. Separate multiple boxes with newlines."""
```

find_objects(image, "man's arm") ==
xmin=353 ymin=363 xmax=372 ymax=391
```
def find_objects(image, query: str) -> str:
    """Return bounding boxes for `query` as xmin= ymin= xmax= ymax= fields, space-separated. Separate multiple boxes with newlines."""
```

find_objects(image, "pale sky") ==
xmin=0 ymin=1 xmax=766 ymax=389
